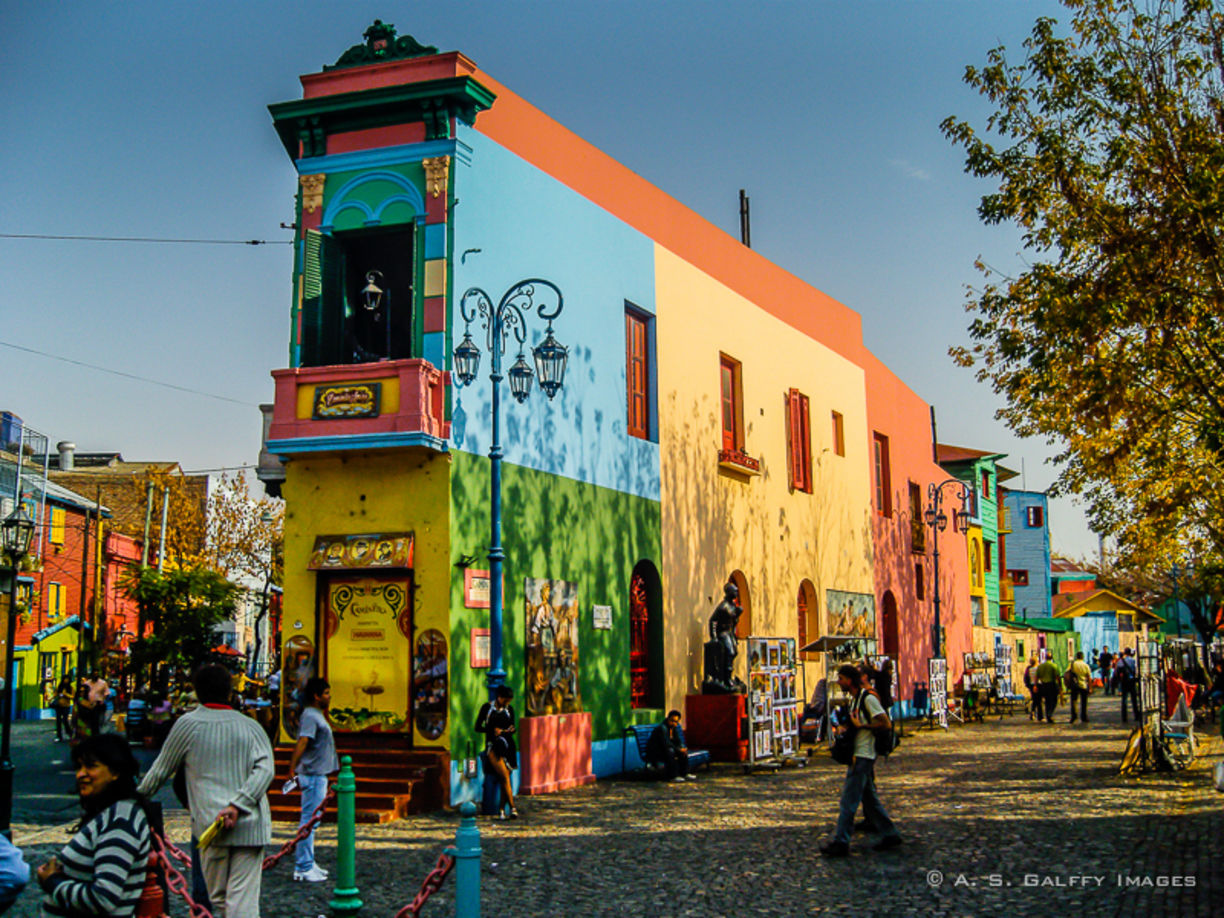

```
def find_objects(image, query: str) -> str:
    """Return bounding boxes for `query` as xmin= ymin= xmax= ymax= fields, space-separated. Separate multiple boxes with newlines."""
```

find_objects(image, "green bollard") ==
xmin=328 ymin=755 xmax=363 ymax=915
xmin=452 ymin=802 xmax=481 ymax=918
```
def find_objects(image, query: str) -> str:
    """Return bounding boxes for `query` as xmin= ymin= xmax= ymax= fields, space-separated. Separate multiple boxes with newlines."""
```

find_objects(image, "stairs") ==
xmin=267 ymin=733 xmax=449 ymax=824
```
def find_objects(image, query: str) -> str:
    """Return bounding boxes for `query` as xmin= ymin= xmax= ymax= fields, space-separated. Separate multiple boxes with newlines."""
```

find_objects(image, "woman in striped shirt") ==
xmin=36 ymin=734 xmax=153 ymax=917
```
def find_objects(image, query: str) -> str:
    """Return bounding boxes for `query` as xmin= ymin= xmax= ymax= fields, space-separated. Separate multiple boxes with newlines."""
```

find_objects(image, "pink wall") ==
xmin=862 ymin=353 xmax=971 ymax=700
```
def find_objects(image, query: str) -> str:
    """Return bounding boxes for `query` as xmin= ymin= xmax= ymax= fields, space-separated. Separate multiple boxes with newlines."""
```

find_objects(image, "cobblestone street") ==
xmin=11 ymin=693 xmax=1222 ymax=917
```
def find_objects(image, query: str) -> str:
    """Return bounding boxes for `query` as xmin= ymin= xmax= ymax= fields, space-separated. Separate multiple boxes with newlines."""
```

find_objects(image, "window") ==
xmin=980 ymin=469 xmax=991 ymax=499
xmin=983 ymin=538 xmax=993 ymax=573
xmin=48 ymin=582 xmax=65 ymax=620
xmin=909 ymin=482 xmax=925 ymax=552
xmin=915 ymin=563 xmax=925 ymax=600
xmin=1026 ymin=505 xmax=1044 ymax=528
xmin=300 ymin=227 xmax=415 ymax=367
xmin=797 ymin=580 xmax=818 ymax=659
xmin=1016 ymin=639 xmax=1025 ymax=660
xmin=786 ymin=389 xmax=812 ymax=492
xmin=719 ymin=355 xmax=743 ymax=451
xmin=872 ymin=433 xmax=892 ymax=517
xmin=971 ymin=596 xmax=985 ymax=626
xmin=629 ymin=571 xmax=650 ymax=709
xmin=49 ymin=507 xmax=66 ymax=545
xmin=1009 ymin=569 xmax=1030 ymax=586
xmin=831 ymin=411 xmax=845 ymax=456
xmin=625 ymin=308 xmax=654 ymax=440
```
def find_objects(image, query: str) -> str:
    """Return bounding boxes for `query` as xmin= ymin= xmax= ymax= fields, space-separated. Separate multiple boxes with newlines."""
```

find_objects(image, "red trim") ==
xmin=203 ymin=703 xmax=230 ymax=710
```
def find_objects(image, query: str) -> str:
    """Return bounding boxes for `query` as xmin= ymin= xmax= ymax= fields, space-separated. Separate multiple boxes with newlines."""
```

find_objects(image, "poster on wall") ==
xmin=994 ymin=643 xmax=1014 ymax=697
xmin=325 ymin=576 xmax=412 ymax=732
xmin=592 ymin=604 xmax=613 ymax=630
xmin=928 ymin=657 xmax=948 ymax=729
xmin=470 ymin=628 xmax=490 ymax=668
xmin=464 ymin=569 xmax=492 ymax=609
xmin=524 ymin=577 xmax=582 ymax=716
xmin=826 ymin=589 xmax=876 ymax=639
xmin=413 ymin=629 xmax=447 ymax=740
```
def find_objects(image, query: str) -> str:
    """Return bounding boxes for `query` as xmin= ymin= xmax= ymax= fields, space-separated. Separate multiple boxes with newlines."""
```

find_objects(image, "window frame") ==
xmin=49 ymin=506 xmax=66 ymax=546
xmin=983 ymin=538 xmax=993 ymax=573
xmin=719 ymin=354 xmax=744 ymax=452
xmin=1025 ymin=505 xmax=1044 ymax=528
xmin=831 ymin=411 xmax=845 ymax=457
xmin=873 ymin=432 xmax=892 ymax=517
xmin=625 ymin=308 xmax=652 ymax=440
xmin=1009 ymin=569 xmax=1030 ymax=587
xmin=786 ymin=389 xmax=812 ymax=493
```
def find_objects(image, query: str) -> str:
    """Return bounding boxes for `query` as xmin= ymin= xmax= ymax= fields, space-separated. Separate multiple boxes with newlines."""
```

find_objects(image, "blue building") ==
xmin=1001 ymin=488 xmax=1051 ymax=622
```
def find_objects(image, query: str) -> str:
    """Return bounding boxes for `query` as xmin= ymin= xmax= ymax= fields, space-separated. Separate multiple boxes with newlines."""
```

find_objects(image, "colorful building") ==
xmin=260 ymin=23 xmax=972 ymax=804
xmin=1000 ymin=488 xmax=1052 ymax=622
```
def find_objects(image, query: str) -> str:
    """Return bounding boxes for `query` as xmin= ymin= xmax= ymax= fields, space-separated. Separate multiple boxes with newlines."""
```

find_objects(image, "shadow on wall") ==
xmin=660 ymin=389 xmax=873 ymax=707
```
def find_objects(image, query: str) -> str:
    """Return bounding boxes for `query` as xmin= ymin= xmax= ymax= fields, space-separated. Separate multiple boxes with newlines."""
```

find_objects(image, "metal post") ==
xmin=931 ymin=487 xmax=942 ymax=659
xmin=0 ymin=571 xmax=20 ymax=837
xmin=1172 ymin=563 xmax=1182 ymax=638
xmin=156 ymin=486 xmax=169 ymax=572
xmin=140 ymin=480 xmax=154 ymax=568
xmin=452 ymin=801 xmax=481 ymax=918
xmin=328 ymin=756 xmax=362 ymax=914
xmin=486 ymin=313 xmax=505 ymax=701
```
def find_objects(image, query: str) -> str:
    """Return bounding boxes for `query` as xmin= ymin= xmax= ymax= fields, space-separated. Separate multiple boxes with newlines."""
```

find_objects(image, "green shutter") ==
xmin=301 ymin=230 xmax=345 ymax=366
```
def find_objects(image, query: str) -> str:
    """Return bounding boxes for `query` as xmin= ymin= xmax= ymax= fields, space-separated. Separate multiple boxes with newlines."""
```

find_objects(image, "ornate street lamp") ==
xmin=453 ymin=279 xmax=567 ymax=699
xmin=361 ymin=270 xmax=391 ymax=359
xmin=925 ymin=480 xmax=971 ymax=659
xmin=1 ymin=506 xmax=35 ymax=836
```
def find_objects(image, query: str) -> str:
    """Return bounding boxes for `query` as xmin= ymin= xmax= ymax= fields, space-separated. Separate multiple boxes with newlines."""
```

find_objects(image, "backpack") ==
xmin=855 ymin=690 xmax=899 ymax=758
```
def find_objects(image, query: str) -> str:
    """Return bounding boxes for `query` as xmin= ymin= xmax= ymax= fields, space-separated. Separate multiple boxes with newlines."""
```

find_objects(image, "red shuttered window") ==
xmin=626 ymin=312 xmax=649 ymax=440
xmin=785 ymin=389 xmax=812 ymax=492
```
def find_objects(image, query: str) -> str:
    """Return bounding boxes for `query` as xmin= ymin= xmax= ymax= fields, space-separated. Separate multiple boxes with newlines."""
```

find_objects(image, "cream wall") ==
xmin=279 ymin=449 xmax=452 ymax=745
xmin=654 ymin=245 xmax=874 ymax=710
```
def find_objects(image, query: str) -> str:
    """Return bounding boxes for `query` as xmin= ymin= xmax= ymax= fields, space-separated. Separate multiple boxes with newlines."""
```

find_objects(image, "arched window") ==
xmin=629 ymin=561 xmax=663 ymax=709
xmin=798 ymin=580 xmax=818 ymax=659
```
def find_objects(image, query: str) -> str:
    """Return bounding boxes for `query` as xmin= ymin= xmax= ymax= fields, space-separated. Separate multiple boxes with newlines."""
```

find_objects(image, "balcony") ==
xmin=999 ymin=578 xmax=1015 ymax=605
xmin=998 ymin=505 xmax=1013 ymax=534
xmin=265 ymin=359 xmax=449 ymax=458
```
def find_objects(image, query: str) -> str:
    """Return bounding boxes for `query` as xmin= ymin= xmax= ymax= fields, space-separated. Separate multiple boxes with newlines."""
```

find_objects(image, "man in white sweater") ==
xmin=138 ymin=664 xmax=275 ymax=918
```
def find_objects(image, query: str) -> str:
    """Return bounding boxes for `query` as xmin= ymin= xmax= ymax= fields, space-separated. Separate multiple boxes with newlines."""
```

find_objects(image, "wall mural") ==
xmin=325 ymin=576 xmax=412 ymax=732
xmin=524 ymin=577 xmax=582 ymax=716
xmin=413 ymin=628 xmax=448 ymax=740
xmin=826 ymin=589 xmax=877 ymax=639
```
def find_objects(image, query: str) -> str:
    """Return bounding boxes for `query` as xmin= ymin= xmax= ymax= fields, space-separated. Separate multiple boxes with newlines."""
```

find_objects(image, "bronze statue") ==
xmin=702 ymin=581 xmax=746 ymax=694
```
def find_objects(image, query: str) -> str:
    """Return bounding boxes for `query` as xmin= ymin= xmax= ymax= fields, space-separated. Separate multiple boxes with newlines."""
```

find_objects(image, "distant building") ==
xmin=1001 ymin=488 xmax=1052 ymax=621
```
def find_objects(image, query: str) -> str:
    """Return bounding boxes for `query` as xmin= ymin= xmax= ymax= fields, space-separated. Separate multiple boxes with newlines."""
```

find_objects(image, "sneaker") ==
xmin=671 ymin=776 xmax=686 ymax=783
xmin=820 ymin=841 xmax=850 ymax=858
xmin=683 ymin=774 xmax=697 ymax=781
xmin=293 ymin=866 xmax=328 ymax=883
xmin=874 ymin=835 xmax=903 ymax=851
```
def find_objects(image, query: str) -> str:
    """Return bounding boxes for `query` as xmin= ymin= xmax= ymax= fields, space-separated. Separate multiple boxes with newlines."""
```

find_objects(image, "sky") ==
xmin=0 ymin=0 xmax=1100 ymax=560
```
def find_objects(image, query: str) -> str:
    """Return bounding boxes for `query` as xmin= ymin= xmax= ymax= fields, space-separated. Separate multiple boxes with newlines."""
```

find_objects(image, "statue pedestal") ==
xmin=519 ymin=712 xmax=596 ymax=795
xmin=684 ymin=694 xmax=747 ymax=762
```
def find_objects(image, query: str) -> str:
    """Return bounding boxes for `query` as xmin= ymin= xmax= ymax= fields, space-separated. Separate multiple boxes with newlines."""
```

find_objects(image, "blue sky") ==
xmin=0 ymin=1 xmax=1098 ymax=558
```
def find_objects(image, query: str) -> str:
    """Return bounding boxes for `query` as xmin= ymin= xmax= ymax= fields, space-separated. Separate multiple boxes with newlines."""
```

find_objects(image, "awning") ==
xmin=799 ymin=635 xmax=858 ymax=653
xmin=210 ymin=644 xmax=242 ymax=657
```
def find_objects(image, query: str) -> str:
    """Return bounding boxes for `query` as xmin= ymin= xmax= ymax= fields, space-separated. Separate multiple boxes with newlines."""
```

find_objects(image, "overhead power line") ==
xmin=0 ymin=233 xmax=291 ymax=246
xmin=0 ymin=340 xmax=261 ymax=408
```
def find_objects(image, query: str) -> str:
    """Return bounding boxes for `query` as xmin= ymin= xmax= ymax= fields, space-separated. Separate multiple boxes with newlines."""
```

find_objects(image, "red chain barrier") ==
xmin=394 ymin=851 xmax=456 ymax=918
xmin=151 ymin=832 xmax=214 ymax=918
xmin=262 ymin=786 xmax=336 ymax=871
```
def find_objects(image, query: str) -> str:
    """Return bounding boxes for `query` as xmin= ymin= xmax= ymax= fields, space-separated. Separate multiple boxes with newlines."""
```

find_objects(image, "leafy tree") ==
xmin=201 ymin=470 xmax=284 ymax=674
xmin=122 ymin=466 xmax=209 ymax=568
xmin=942 ymin=0 xmax=1224 ymax=560
xmin=125 ymin=566 xmax=240 ymax=680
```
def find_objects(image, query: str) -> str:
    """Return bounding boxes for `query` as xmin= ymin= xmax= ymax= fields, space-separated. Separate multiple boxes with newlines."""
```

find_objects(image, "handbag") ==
xmin=831 ymin=730 xmax=855 ymax=765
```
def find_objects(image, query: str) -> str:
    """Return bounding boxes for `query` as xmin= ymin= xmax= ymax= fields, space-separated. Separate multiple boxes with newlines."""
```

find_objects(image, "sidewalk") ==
xmin=9 ymin=692 xmax=1222 ymax=916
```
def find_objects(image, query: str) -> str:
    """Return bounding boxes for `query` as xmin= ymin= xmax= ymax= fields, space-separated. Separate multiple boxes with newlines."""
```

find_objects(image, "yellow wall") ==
xmin=654 ymin=245 xmax=874 ymax=709
xmin=279 ymin=449 xmax=451 ymax=746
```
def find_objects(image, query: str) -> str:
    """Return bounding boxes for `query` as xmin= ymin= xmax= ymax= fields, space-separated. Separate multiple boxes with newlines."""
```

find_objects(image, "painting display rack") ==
xmin=746 ymin=635 xmax=804 ymax=772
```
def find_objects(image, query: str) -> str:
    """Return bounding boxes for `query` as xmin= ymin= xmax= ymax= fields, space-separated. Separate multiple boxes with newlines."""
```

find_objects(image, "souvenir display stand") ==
xmin=745 ymin=636 xmax=804 ymax=772
xmin=926 ymin=657 xmax=948 ymax=729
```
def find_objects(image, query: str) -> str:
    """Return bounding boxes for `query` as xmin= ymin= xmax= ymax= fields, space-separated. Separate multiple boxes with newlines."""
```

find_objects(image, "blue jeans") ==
xmin=295 ymin=774 xmax=328 ymax=872
xmin=833 ymin=757 xmax=898 ymax=845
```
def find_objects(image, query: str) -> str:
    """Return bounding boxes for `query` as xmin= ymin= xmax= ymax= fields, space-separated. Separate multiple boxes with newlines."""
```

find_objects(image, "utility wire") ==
xmin=0 ymin=340 xmax=260 ymax=408
xmin=0 ymin=233 xmax=290 ymax=246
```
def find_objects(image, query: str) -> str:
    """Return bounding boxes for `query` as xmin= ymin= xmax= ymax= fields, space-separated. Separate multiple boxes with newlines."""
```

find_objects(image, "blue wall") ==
xmin=1003 ymin=490 xmax=1051 ymax=619
xmin=449 ymin=125 xmax=660 ymax=502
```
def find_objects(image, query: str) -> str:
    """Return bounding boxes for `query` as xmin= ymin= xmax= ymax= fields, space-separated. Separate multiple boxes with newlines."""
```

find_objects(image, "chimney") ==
xmin=57 ymin=441 xmax=76 ymax=471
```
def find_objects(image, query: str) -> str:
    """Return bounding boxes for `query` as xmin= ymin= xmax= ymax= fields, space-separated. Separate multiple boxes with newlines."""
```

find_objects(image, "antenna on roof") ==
xmin=739 ymin=189 xmax=751 ymax=248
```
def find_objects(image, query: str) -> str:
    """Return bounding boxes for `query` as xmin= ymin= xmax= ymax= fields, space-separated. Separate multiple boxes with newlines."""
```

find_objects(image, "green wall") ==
xmin=447 ymin=450 xmax=661 ymax=756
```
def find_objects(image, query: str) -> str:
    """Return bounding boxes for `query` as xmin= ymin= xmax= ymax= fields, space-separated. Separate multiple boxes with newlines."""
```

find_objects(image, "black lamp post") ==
xmin=453 ymin=279 xmax=567 ymax=700
xmin=362 ymin=270 xmax=391 ymax=359
xmin=1 ymin=506 xmax=36 ymax=837
xmin=924 ymin=480 xmax=971 ymax=659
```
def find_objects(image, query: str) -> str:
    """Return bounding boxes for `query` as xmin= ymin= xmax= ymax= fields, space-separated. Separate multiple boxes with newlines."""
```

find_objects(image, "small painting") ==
xmin=413 ymin=629 xmax=447 ymax=740
xmin=525 ymin=577 xmax=581 ymax=716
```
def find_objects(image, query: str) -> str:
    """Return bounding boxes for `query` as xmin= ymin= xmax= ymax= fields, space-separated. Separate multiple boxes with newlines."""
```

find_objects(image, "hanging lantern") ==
xmin=533 ymin=329 xmax=568 ymax=400
xmin=508 ymin=353 xmax=534 ymax=403
xmin=453 ymin=333 xmax=481 ymax=386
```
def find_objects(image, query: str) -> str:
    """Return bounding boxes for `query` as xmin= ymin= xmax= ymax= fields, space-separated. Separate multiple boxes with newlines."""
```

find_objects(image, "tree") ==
xmin=201 ymin=471 xmax=284 ymax=675
xmin=942 ymin=0 xmax=1224 ymax=562
xmin=125 ymin=565 xmax=241 ymax=680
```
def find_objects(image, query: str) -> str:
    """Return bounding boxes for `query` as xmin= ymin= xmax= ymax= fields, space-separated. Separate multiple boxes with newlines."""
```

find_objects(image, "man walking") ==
xmin=1035 ymin=654 xmax=1061 ymax=724
xmin=287 ymin=677 xmax=338 ymax=882
xmin=1023 ymin=655 xmax=1041 ymax=721
xmin=821 ymin=664 xmax=901 ymax=858
xmin=138 ymin=664 xmax=275 ymax=918
xmin=1066 ymin=651 xmax=1092 ymax=723
xmin=1119 ymin=647 xmax=1141 ymax=722
xmin=1098 ymin=646 xmax=1113 ymax=694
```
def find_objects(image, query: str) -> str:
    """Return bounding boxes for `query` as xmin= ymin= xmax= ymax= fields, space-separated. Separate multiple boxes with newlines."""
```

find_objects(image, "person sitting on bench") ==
xmin=646 ymin=710 xmax=696 ymax=782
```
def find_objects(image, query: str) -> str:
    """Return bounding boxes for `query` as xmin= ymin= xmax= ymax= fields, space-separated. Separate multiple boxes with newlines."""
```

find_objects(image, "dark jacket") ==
xmin=645 ymin=722 xmax=685 ymax=764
